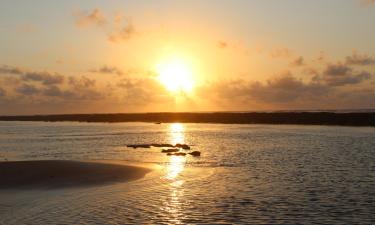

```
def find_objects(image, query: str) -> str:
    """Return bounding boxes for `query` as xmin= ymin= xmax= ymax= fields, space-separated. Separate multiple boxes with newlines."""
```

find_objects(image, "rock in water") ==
xmin=189 ymin=151 xmax=201 ymax=157
xmin=175 ymin=143 xmax=191 ymax=150
xmin=127 ymin=144 xmax=151 ymax=149
xmin=161 ymin=148 xmax=180 ymax=153
xmin=151 ymin=143 xmax=174 ymax=148
xmin=167 ymin=152 xmax=187 ymax=156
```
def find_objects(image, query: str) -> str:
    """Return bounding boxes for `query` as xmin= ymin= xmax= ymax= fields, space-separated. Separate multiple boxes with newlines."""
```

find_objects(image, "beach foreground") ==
xmin=0 ymin=160 xmax=151 ymax=189
xmin=0 ymin=122 xmax=374 ymax=224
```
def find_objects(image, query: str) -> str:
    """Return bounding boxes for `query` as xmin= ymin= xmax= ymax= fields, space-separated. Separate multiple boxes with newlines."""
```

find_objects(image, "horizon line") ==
xmin=1 ymin=108 xmax=375 ymax=117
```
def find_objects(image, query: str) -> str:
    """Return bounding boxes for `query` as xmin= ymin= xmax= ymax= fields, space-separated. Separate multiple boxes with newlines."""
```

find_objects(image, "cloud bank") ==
xmin=1 ymin=50 xmax=375 ymax=114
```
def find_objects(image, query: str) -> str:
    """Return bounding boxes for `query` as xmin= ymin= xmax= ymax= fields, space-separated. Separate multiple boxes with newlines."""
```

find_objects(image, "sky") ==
xmin=1 ymin=0 xmax=375 ymax=115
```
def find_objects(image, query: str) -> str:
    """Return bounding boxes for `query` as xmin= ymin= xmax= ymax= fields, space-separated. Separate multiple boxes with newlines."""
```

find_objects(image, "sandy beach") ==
xmin=0 ymin=160 xmax=151 ymax=189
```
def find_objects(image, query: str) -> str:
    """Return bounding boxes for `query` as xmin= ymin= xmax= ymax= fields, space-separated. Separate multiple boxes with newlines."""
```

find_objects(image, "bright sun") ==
xmin=156 ymin=58 xmax=194 ymax=93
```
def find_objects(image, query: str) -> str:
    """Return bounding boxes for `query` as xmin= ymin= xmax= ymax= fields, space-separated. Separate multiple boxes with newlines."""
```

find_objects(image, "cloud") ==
xmin=108 ymin=22 xmax=136 ymax=43
xmin=324 ymin=70 xmax=371 ymax=86
xmin=199 ymin=72 xmax=329 ymax=106
xmin=318 ymin=63 xmax=372 ymax=86
xmin=345 ymin=52 xmax=375 ymax=66
xmin=248 ymin=73 xmax=328 ymax=103
xmin=22 ymin=72 xmax=65 ymax=85
xmin=90 ymin=66 xmax=124 ymax=75
xmin=269 ymin=48 xmax=292 ymax=59
xmin=73 ymin=8 xmax=136 ymax=43
xmin=0 ymin=65 xmax=23 ymax=75
xmin=290 ymin=56 xmax=305 ymax=67
xmin=116 ymin=77 xmax=172 ymax=105
xmin=16 ymin=84 xmax=40 ymax=95
xmin=2 ymin=53 xmax=375 ymax=114
xmin=217 ymin=41 xmax=228 ymax=49
xmin=0 ymin=87 xmax=5 ymax=97
xmin=324 ymin=63 xmax=352 ymax=76
xmin=42 ymin=85 xmax=63 ymax=97
xmin=0 ymin=64 xmax=177 ymax=114
xmin=68 ymin=76 xmax=96 ymax=88
xmin=196 ymin=60 xmax=375 ymax=110
xmin=0 ymin=65 xmax=65 ymax=85
xmin=74 ymin=8 xmax=106 ymax=27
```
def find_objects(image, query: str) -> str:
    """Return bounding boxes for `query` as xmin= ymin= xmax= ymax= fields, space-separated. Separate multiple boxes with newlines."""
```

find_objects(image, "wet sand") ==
xmin=0 ymin=160 xmax=151 ymax=189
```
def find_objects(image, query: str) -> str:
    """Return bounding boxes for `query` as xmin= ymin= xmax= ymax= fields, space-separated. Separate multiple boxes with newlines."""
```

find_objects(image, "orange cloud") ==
xmin=346 ymin=51 xmax=375 ymax=65
xmin=269 ymin=48 xmax=293 ymax=59
xmin=290 ymin=56 xmax=305 ymax=67
xmin=108 ymin=22 xmax=136 ymax=43
xmin=74 ymin=8 xmax=106 ymax=27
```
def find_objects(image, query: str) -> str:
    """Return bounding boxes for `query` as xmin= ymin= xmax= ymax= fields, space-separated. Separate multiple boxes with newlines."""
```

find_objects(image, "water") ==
xmin=0 ymin=121 xmax=374 ymax=224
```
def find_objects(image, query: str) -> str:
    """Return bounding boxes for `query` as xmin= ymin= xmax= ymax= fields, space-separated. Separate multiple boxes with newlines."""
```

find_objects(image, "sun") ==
xmin=156 ymin=58 xmax=194 ymax=93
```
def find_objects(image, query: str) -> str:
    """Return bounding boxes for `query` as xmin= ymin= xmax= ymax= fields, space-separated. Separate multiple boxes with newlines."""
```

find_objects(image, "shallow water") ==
xmin=0 ymin=121 xmax=374 ymax=224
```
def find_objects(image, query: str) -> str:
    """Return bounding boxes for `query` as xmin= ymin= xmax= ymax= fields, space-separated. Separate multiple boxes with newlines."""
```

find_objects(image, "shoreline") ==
xmin=0 ymin=112 xmax=375 ymax=126
xmin=0 ymin=160 xmax=152 ymax=189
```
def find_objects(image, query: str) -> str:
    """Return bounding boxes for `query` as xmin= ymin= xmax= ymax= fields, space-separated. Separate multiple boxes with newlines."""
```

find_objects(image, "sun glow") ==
xmin=157 ymin=58 xmax=194 ymax=93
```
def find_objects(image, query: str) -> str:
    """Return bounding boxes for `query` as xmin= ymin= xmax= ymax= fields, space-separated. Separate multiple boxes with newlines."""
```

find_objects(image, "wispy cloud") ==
xmin=90 ymin=66 xmax=124 ymax=76
xmin=108 ymin=22 xmax=136 ymax=43
xmin=290 ymin=56 xmax=305 ymax=67
xmin=346 ymin=51 xmax=375 ymax=65
xmin=74 ymin=8 xmax=106 ymax=27
xmin=73 ymin=8 xmax=137 ymax=43
xmin=269 ymin=48 xmax=293 ymax=59
xmin=217 ymin=41 xmax=228 ymax=49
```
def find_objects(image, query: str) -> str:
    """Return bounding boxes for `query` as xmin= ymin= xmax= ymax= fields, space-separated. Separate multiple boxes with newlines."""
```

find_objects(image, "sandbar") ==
xmin=0 ymin=160 xmax=151 ymax=189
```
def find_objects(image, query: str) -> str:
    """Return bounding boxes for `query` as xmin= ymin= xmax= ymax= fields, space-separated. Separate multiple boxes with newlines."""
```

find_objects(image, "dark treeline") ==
xmin=0 ymin=112 xmax=375 ymax=126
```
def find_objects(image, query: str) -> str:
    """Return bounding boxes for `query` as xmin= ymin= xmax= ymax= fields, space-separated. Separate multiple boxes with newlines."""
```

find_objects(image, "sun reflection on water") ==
xmin=165 ymin=123 xmax=186 ymax=180
xmin=162 ymin=123 xmax=187 ymax=223
xmin=166 ymin=155 xmax=186 ymax=180
xmin=169 ymin=123 xmax=185 ymax=146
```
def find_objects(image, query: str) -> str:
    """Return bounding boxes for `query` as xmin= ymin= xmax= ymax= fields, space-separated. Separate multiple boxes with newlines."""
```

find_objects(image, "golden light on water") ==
xmin=165 ymin=155 xmax=186 ymax=180
xmin=169 ymin=123 xmax=185 ymax=146
xmin=165 ymin=123 xmax=186 ymax=180
xmin=163 ymin=123 xmax=187 ymax=223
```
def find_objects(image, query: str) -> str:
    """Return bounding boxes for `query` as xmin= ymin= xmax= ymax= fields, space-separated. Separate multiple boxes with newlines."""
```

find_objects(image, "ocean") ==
xmin=0 ymin=121 xmax=374 ymax=224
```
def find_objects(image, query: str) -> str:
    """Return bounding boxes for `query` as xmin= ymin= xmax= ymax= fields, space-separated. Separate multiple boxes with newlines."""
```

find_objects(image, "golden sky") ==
xmin=0 ymin=0 xmax=375 ymax=114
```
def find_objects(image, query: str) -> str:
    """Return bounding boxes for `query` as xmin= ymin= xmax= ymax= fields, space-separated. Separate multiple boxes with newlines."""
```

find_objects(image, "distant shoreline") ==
xmin=1 ymin=112 xmax=375 ymax=127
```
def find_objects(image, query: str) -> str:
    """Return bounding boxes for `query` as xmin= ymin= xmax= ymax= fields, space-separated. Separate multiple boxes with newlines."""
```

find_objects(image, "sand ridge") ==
xmin=0 ymin=160 xmax=151 ymax=189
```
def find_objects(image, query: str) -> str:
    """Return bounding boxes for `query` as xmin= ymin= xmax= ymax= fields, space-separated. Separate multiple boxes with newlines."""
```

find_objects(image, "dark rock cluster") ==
xmin=126 ymin=143 xmax=201 ymax=157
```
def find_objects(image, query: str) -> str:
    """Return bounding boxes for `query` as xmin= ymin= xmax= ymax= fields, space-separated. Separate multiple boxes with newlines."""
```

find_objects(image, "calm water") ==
xmin=0 ymin=121 xmax=374 ymax=224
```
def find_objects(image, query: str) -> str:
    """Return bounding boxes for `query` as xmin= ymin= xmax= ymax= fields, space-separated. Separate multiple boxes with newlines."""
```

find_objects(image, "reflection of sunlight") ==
xmin=170 ymin=123 xmax=184 ymax=132
xmin=161 ymin=123 xmax=188 ymax=224
xmin=166 ymin=155 xmax=186 ymax=180
xmin=169 ymin=123 xmax=185 ymax=145
xmin=165 ymin=123 xmax=186 ymax=180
